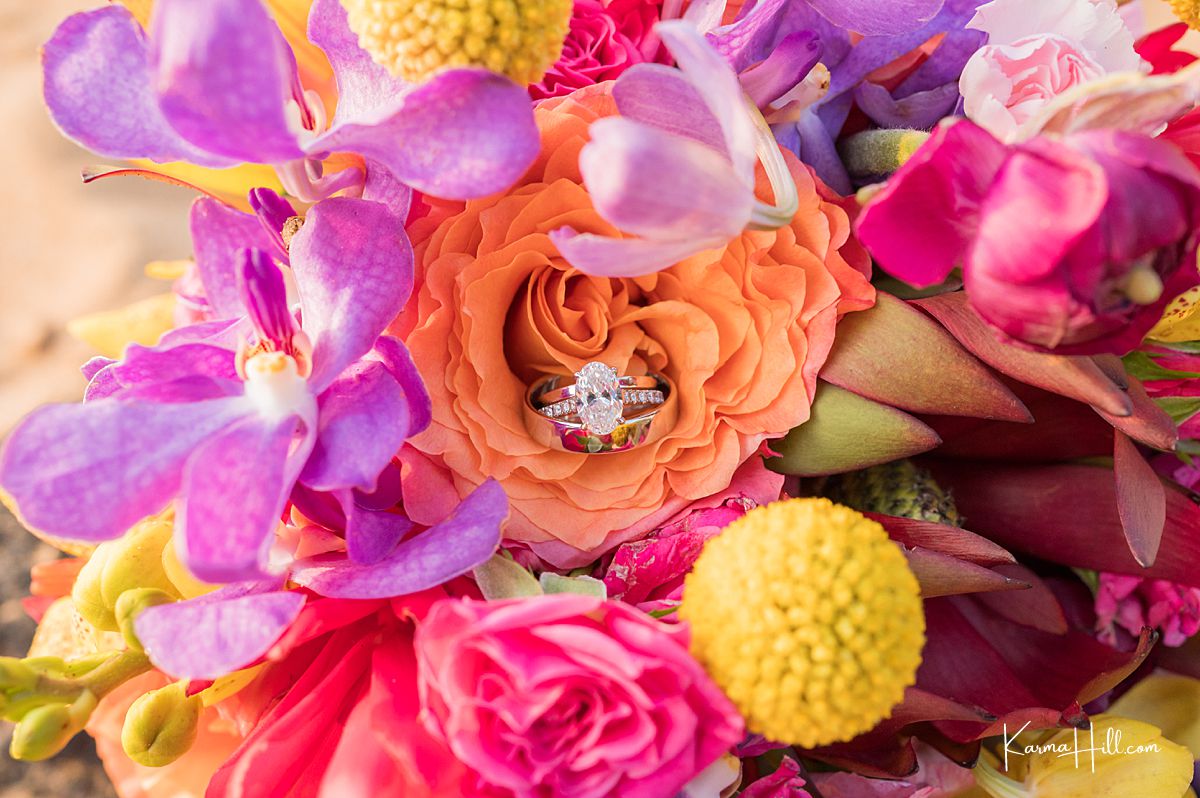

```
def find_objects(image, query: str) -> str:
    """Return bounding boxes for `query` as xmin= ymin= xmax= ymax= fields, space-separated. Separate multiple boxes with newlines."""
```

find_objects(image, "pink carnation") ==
xmin=529 ymin=0 xmax=665 ymax=101
xmin=416 ymin=595 xmax=744 ymax=798
xmin=1095 ymin=572 xmax=1200 ymax=647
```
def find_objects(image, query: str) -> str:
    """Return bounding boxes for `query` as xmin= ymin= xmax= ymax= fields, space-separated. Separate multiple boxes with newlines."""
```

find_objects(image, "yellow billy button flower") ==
xmin=1169 ymin=0 xmax=1200 ymax=29
xmin=679 ymin=498 xmax=925 ymax=748
xmin=974 ymin=715 xmax=1194 ymax=798
xmin=340 ymin=0 xmax=573 ymax=85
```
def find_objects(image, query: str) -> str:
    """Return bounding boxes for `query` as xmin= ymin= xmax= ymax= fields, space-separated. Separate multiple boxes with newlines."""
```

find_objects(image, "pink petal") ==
xmin=550 ymin=228 xmax=720 ymax=278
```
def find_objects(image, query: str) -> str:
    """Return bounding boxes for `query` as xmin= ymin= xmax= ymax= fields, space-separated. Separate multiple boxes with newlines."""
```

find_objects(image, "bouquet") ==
xmin=3 ymin=0 xmax=1200 ymax=795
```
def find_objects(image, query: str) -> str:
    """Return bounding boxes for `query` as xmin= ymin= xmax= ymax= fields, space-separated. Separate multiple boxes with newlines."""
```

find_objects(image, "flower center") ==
xmin=340 ymin=0 xmax=573 ymax=85
xmin=243 ymin=352 xmax=317 ymax=422
xmin=236 ymin=249 xmax=313 ymax=377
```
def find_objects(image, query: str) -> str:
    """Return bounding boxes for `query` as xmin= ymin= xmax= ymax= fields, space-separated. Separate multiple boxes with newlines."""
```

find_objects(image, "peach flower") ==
xmin=394 ymin=84 xmax=873 ymax=566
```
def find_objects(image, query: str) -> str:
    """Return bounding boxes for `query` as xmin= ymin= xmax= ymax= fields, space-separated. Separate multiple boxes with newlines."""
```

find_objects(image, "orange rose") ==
xmin=394 ymin=84 xmax=874 ymax=565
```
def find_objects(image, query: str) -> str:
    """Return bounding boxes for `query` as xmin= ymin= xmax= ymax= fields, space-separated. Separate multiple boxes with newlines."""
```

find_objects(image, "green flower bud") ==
xmin=114 ymin=589 xmax=177 ymax=652
xmin=9 ymin=692 xmax=96 ymax=762
xmin=121 ymin=683 xmax=201 ymax=767
xmin=99 ymin=519 xmax=181 ymax=610
xmin=0 ymin=656 xmax=39 ymax=693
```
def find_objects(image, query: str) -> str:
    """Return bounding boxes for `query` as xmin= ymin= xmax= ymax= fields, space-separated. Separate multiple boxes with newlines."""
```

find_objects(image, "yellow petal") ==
xmin=145 ymin=259 xmax=191 ymax=281
xmin=127 ymin=160 xmax=284 ymax=212
xmin=117 ymin=0 xmax=152 ymax=27
xmin=198 ymin=665 xmax=266 ymax=707
xmin=1025 ymin=715 xmax=1193 ymax=798
xmin=1150 ymin=284 xmax=1200 ymax=343
xmin=67 ymin=292 xmax=177 ymax=359
xmin=1110 ymin=672 xmax=1200 ymax=759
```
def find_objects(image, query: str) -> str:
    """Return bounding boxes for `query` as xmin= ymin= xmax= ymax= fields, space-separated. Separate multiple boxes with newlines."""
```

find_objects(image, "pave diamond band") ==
xmin=523 ymin=363 xmax=676 ymax=454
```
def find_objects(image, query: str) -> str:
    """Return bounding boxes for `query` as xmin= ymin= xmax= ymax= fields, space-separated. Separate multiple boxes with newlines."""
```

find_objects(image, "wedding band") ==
xmin=523 ymin=361 xmax=676 ymax=454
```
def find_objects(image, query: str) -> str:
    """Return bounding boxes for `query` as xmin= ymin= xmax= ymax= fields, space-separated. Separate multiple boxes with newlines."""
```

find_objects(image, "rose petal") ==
xmin=177 ymin=413 xmax=309 ymax=582
xmin=135 ymin=583 xmax=304 ymax=680
xmin=0 ymin=397 xmax=249 ymax=541
xmin=291 ymin=480 xmax=506 ymax=599
xmin=300 ymin=360 xmax=412 ymax=493
xmin=308 ymin=68 xmax=538 ymax=200
xmin=289 ymin=197 xmax=414 ymax=391
xmin=42 ymin=7 xmax=232 ymax=166
xmin=579 ymin=117 xmax=753 ymax=241
xmin=151 ymin=0 xmax=304 ymax=163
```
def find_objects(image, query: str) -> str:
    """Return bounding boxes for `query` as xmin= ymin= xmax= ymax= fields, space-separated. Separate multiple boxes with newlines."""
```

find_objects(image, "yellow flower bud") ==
xmin=161 ymin=537 xmax=217 ymax=599
xmin=71 ymin=541 xmax=119 ymax=631
xmin=113 ymin=589 xmax=177 ymax=652
xmin=976 ymin=715 xmax=1194 ymax=798
xmin=121 ymin=683 xmax=202 ymax=767
xmin=0 ymin=656 xmax=39 ymax=693
xmin=680 ymin=498 xmax=925 ymax=748
xmin=99 ymin=518 xmax=181 ymax=609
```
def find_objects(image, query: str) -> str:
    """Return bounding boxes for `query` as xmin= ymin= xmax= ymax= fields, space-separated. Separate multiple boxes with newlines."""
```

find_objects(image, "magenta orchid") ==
xmin=42 ymin=0 xmax=539 ymax=201
xmin=856 ymin=119 xmax=1200 ymax=354
xmin=0 ymin=197 xmax=428 ymax=582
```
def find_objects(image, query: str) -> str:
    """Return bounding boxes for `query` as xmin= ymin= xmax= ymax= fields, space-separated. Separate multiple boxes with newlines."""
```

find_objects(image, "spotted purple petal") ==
xmin=613 ymin=65 xmax=726 ymax=153
xmin=0 ymin=398 xmax=249 ymax=541
xmin=806 ymin=0 xmax=944 ymax=36
xmin=550 ymin=230 xmax=720 ymax=278
xmin=289 ymin=198 xmax=414 ymax=391
xmin=177 ymin=413 xmax=310 ymax=582
xmin=290 ymin=480 xmax=507 ymax=599
xmin=191 ymin=198 xmax=277 ymax=319
xmin=135 ymin=582 xmax=304 ymax=680
xmin=336 ymin=490 xmax=413 ymax=565
xmin=248 ymin=188 xmax=297 ymax=259
xmin=370 ymin=336 xmax=431 ymax=437
xmin=307 ymin=68 xmax=538 ymax=200
xmin=151 ymin=0 xmax=304 ymax=164
xmin=42 ymin=7 xmax=233 ymax=166
xmin=307 ymin=0 xmax=406 ymax=127
xmin=238 ymin=249 xmax=297 ymax=350
xmin=300 ymin=360 xmax=411 ymax=493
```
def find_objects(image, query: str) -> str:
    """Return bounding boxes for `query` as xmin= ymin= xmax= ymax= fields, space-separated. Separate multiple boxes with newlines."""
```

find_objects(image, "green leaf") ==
xmin=473 ymin=555 xmax=543 ymax=600
xmin=539 ymin=573 xmax=607 ymax=599
xmin=1122 ymin=351 xmax=1200 ymax=383
xmin=1153 ymin=396 xmax=1200 ymax=426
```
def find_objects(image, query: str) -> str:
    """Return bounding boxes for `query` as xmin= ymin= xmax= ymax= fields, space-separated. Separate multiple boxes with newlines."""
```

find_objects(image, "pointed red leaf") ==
xmin=1096 ymin=376 xmax=1178 ymax=452
xmin=905 ymin=547 xmax=1030 ymax=598
xmin=1114 ymin=431 xmax=1167 ymax=567
xmin=974 ymin=564 xmax=1069 ymax=635
xmin=868 ymin=512 xmax=1016 ymax=565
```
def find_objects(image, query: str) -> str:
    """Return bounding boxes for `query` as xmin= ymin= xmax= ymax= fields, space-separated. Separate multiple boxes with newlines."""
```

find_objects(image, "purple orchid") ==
xmin=550 ymin=22 xmax=802 ymax=277
xmin=0 ymin=197 xmax=431 ymax=582
xmin=42 ymin=0 xmax=539 ymax=201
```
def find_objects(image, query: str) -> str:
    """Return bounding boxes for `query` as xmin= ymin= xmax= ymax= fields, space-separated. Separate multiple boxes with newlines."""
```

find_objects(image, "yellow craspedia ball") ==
xmin=680 ymin=497 xmax=925 ymax=748
xmin=340 ymin=0 xmax=573 ymax=85
xmin=1168 ymin=0 xmax=1200 ymax=29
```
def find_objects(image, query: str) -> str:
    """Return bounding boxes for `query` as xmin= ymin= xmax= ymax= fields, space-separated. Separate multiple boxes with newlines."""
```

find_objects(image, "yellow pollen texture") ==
xmin=340 ymin=0 xmax=573 ymax=85
xmin=1169 ymin=0 xmax=1200 ymax=28
xmin=679 ymin=498 xmax=926 ymax=749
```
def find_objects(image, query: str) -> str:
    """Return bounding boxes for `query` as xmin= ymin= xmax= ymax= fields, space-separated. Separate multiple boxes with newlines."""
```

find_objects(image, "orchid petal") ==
xmin=549 ymin=228 xmax=718 ymax=278
xmin=857 ymin=120 xmax=1010 ymax=288
xmin=248 ymin=188 xmax=297 ymax=257
xmin=657 ymin=22 xmax=757 ymax=181
xmin=370 ymin=336 xmax=431 ymax=437
xmin=289 ymin=198 xmax=414 ymax=391
xmin=300 ymin=360 xmax=411 ymax=493
xmin=151 ymin=0 xmax=304 ymax=164
xmin=42 ymin=7 xmax=232 ymax=166
xmin=290 ymin=480 xmax=506 ymax=599
xmin=0 ymin=397 xmax=248 ymax=541
xmin=854 ymin=81 xmax=961 ymax=130
xmin=177 ymin=413 xmax=308 ymax=582
xmin=111 ymin=342 xmax=239 ymax=389
xmin=580 ymin=117 xmax=754 ymax=242
xmin=136 ymin=583 xmax=304 ymax=680
xmin=190 ymin=197 xmax=277 ymax=319
xmin=740 ymin=30 xmax=823 ymax=110
xmin=806 ymin=0 xmax=943 ymax=36
xmin=308 ymin=68 xmax=538 ymax=200
xmin=612 ymin=65 xmax=726 ymax=152
xmin=307 ymin=0 xmax=406 ymax=127
xmin=337 ymin=490 xmax=413 ymax=565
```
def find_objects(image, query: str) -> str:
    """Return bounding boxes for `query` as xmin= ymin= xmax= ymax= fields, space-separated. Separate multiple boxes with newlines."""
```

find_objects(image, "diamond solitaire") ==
xmin=574 ymin=361 xmax=624 ymax=436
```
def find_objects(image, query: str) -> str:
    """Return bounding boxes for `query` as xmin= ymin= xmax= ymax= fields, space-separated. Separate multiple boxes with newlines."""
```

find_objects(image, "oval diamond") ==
xmin=575 ymin=362 xmax=624 ymax=436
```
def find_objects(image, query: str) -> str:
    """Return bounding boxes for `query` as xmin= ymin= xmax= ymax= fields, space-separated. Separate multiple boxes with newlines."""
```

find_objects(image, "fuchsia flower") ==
xmin=416 ymin=595 xmax=745 ymax=798
xmin=0 ymin=198 xmax=427 ymax=582
xmin=43 ymin=0 xmax=538 ymax=200
xmin=959 ymin=0 xmax=1144 ymax=142
xmin=856 ymin=120 xmax=1200 ymax=354
xmin=1095 ymin=572 xmax=1200 ymax=647
xmin=529 ymin=0 xmax=666 ymax=101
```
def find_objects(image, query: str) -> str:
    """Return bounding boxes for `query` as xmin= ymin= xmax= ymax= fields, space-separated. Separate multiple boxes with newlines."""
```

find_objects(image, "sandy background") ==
xmin=0 ymin=0 xmax=1191 ymax=794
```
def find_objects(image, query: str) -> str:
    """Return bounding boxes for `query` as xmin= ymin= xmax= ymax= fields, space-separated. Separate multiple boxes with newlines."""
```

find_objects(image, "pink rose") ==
xmin=416 ymin=595 xmax=745 ymax=798
xmin=1095 ymin=572 xmax=1200 ymax=647
xmin=959 ymin=0 xmax=1144 ymax=141
xmin=530 ymin=0 xmax=665 ymax=101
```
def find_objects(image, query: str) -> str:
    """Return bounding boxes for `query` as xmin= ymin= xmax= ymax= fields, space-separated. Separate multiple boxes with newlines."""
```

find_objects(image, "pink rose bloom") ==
xmin=416 ymin=595 xmax=745 ymax=798
xmin=529 ymin=0 xmax=665 ymax=101
xmin=959 ymin=0 xmax=1144 ymax=141
xmin=1095 ymin=572 xmax=1200 ymax=647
